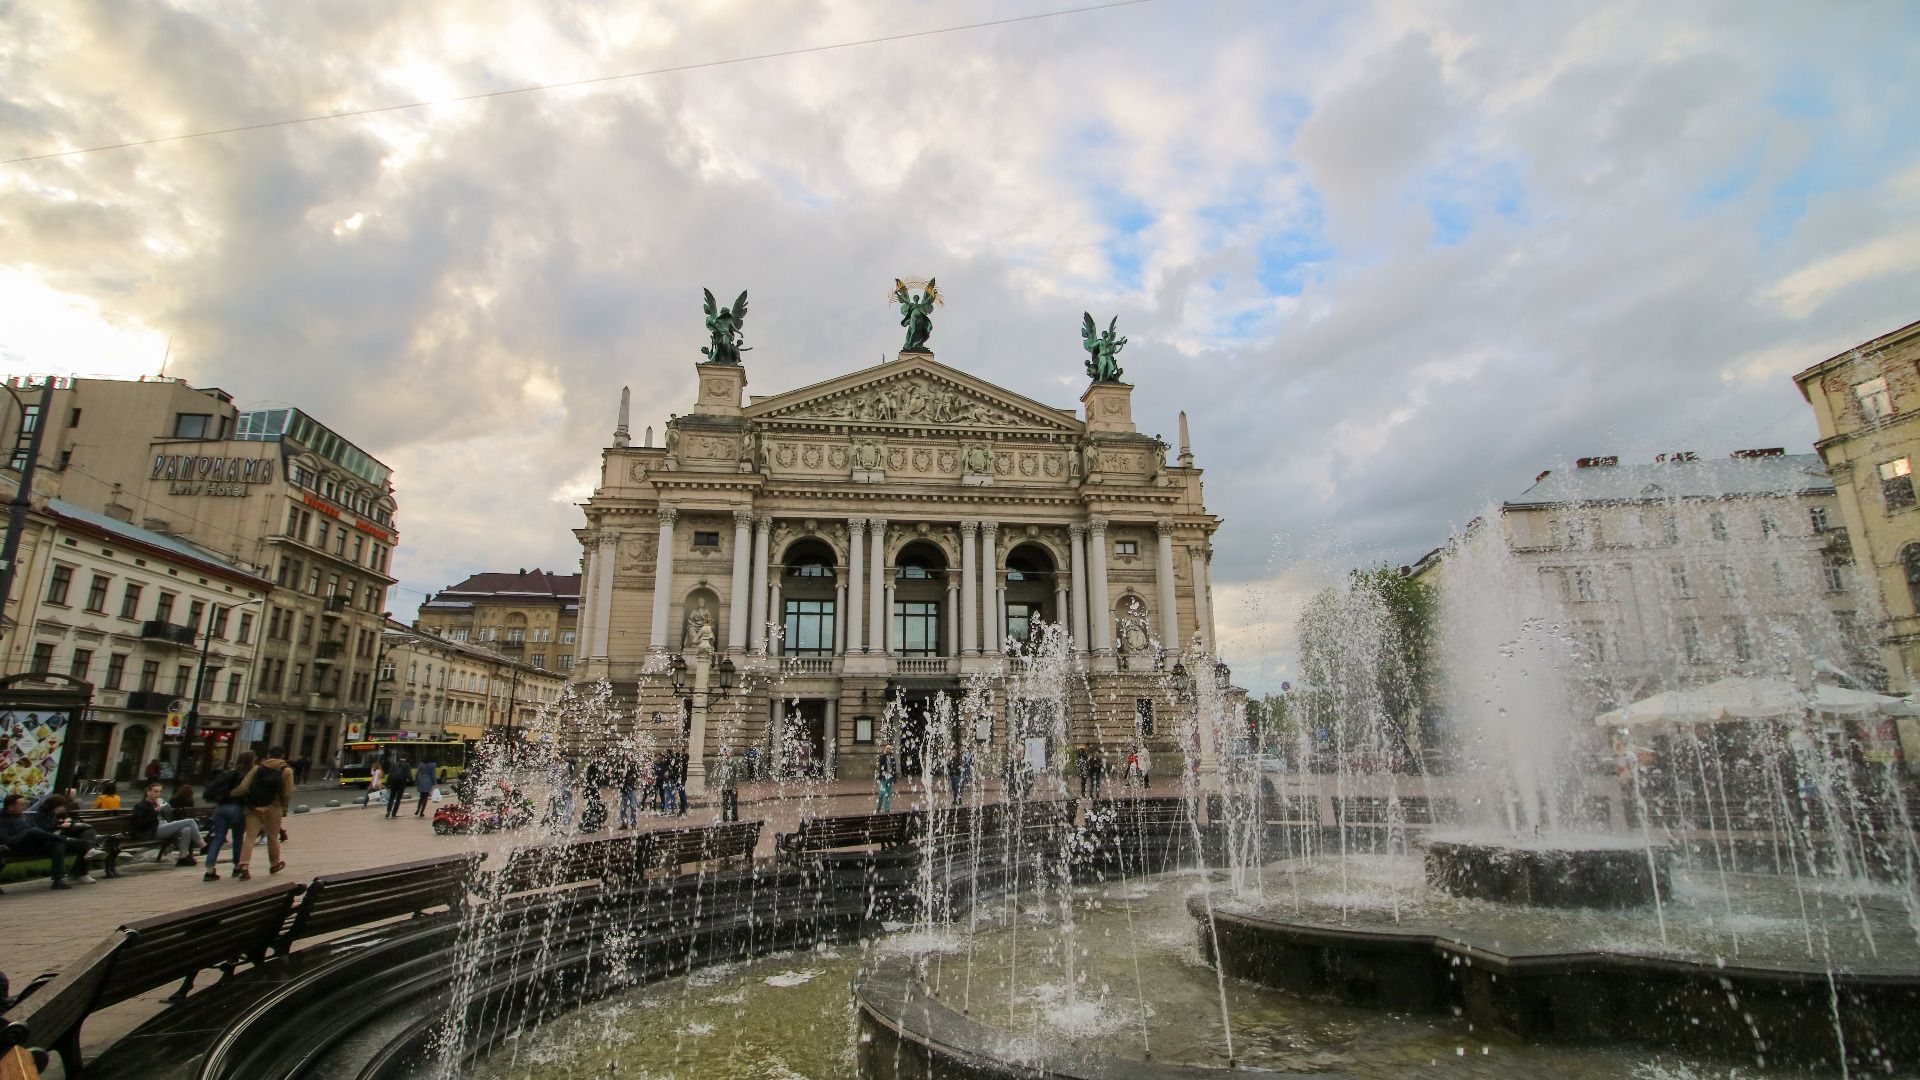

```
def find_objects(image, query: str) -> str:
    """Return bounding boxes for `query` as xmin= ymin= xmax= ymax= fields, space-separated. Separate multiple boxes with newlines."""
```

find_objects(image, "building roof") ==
xmin=1504 ymin=453 xmax=1833 ymax=509
xmin=430 ymin=568 xmax=581 ymax=602
xmin=43 ymin=497 xmax=271 ymax=588
xmin=1793 ymin=317 xmax=1920 ymax=392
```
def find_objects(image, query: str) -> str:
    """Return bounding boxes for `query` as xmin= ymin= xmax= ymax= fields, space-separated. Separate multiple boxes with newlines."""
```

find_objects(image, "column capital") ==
xmin=733 ymin=510 xmax=754 ymax=527
xmin=959 ymin=520 xmax=978 ymax=538
xmin=597 ymin=531 xmax=620 ymax=548
xmin=868 ymin=517 xmax=889 ymax=531
xmin=1088 ymin=515 xmax=1110 ymax=533
xmin=657 ymin=505 xmax=678 ymax=525
xmin=1156 ymin=518 xmax=1175 ymax=537
xmin=755 ymin=513 xmax=775 ymax=529
xmin=848 ymin=516 xmax=868 ymax=533
xmin=979 ymin=519 xmax=998 ymax=535
xmin=1069 ymin=521 xmax=1088 ymax=540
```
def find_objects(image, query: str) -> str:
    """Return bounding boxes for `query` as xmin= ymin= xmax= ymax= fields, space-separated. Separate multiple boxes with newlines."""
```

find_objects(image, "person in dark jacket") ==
xmin=617 ymin=753 xmax=641 ymax=829
xmin=201 ymin=751 xmax=251 ymax=881
xmin=131 ymin=783 xmax=202 ymax=866
xmin=413 ymin=758 xmax=437 ymax=817
xmin=0 ymin=792 xmax=95 ymax=889
xmin=384 ymin=759 xmax=413 ymax=819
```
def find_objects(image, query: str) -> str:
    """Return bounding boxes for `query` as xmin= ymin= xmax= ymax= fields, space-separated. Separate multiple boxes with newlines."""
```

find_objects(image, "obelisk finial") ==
xmin=613 ymin=386 xmax=632 ymax=447
xmin=1177 ymin=410 xmax=1193 ymax=467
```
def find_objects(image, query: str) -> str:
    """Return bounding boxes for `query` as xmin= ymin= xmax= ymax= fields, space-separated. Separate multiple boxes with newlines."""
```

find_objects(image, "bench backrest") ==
xmin=69 ymin=811 xmax=132 ymax=834
xmin=492 ymin=834 xmax=647 ymax=895
xmin=1085 ymin=797 xmax=1190 ymax=826
xmin=0 ymin=932 xmax=124 ymax=1055
xmin=647 ymin=822 xmax=761 ymax=870
xmin=99 ymin=883 xmax=301 ymax=1006
xmin=782 ymin=812 xmax=914 ymax=853
xmin=285 ymin=853 xmax=483 ymax=943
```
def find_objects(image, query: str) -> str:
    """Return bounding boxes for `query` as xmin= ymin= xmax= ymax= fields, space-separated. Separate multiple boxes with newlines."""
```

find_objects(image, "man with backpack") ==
xmin=201 ymin=751 xmax=251 ymax=881
xmin=384 ymin=758 xmax=413 ymax=819
xmin=230 ymin=745 xmax=294 ymax=880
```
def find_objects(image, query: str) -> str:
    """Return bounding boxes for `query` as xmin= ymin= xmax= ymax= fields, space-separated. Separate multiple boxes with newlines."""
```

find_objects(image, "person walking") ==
xmin=383 ymin=759 xmax=413 ymax=819
xmin=0 ymin=793 xmax=95 ymax=889
xmin=1136 ymin=746 xmax=1152 ymax=790
xmin=671 ymin=751 xmax=689 ymax=816
xmin=1075 ymin=745 xmax=1090 ymax=798
xmin=875 ymin=743 xmax=897 ymax=813
xmin=617 ymin=753 xmax=641 ymax=829
xmin=413 ymin=757 xmax=438 ymax=817
xmin=131 ymin=782 xmax=203 ymax=866
xmin=201 ymin=751 xmax=250 ymax=881
xmin=948 ymin=747 xmax=964 ymax=805
xmin=230 ymin=746 xmax=294 ymax=880
xmin=717 ymin=748 xmax=739 ymax=823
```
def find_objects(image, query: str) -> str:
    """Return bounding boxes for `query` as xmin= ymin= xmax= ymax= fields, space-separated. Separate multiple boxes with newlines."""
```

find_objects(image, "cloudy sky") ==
xmin=2 ymin=0 xmax=1916 ymax=690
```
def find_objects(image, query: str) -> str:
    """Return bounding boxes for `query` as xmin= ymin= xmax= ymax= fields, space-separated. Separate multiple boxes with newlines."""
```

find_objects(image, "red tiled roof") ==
xmin=434 ymin=568 xmax=581 ymax=600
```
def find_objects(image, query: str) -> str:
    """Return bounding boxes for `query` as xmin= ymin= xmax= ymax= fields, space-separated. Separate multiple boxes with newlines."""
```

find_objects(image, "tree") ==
xmin=1291 ymin=566 xmax=1439 ymax=770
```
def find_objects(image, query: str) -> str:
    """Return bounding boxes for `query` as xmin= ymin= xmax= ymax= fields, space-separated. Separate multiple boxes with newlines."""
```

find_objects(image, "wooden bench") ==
xmin=71 ymin=806 xmax=218 ymax=875
xmin=0 ymin=883 xmax=299 ymax=1077
xmin=282 ymin=853 xmax=483 ymax=947
xmin=1084 ymin=797 xmax=1191 ymax=826
xmin=1332 ymin=795 xmax=1457 ymax=825
xmin=491 ymin=834 xmax=648 ymax=895
xmin=645 ymin=822 xmax=760 ymax=874
xmin=774 ymin=812 xmax=915 ymax=860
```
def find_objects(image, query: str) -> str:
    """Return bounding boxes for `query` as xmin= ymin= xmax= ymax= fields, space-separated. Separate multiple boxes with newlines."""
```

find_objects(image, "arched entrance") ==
xmin=779 ymin=539 xmax=838 ymax=658
xmin=890 ymin=541 xmax=951 ymax=776
xmin=1004 ymin=542 xmax=1060 ymax=649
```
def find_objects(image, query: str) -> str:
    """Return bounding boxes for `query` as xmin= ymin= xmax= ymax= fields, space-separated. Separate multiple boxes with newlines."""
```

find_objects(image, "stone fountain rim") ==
xmin=1423 ymin=831 xmax=1667 ymax=853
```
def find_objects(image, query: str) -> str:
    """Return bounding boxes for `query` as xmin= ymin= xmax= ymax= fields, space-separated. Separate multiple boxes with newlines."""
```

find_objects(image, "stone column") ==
xmin=1156 ymin=519 xmax=1180 ymax=650
xmin=1190 ymin=545 xmax=1214 ymax=653
xmin=834 ymin=582 xmax=848 ymax=655
xmin=593 ymin=533 xmax=617 ymax=658
xmin=960 ymin=522 xmax=979 ymax=654
xmin=884 ymin=582 xmax=897 ymax=653
xmin=576 ymin=537 xmax=600 ymax=660
xmin=847 ymin=519 xmax=867 ymax=653
xmin=647 ymin=507 xmax=677 ymax=651
xmin=868 ymin=518 xmax=888 ymax=656
xmin=748 ymin=516 xmax=773 ymax=653
xmin=768 ymin=581 xmax=783 ymax=655
xmin=979 ymin=521 xmax=999 ymax=653
xmin=995 ymin=581 xmax=1008 ymax=652
xmin=1088 ymin=516 xmax=1113 ymax=653
xmin=1069 ymin=523 xmax=1090 ymax=654
xmin=946 ymin=582 xmax=960 ymax=658
xmin=771 ymin=696 xmax=787 ymax=777
xmin=1054 ymin=580 xmax=1069 ymax=640
xmin=825 ymin=698 xmax=838 ymax=779
xmin=728 ymin=511 xmax=753 ymax=652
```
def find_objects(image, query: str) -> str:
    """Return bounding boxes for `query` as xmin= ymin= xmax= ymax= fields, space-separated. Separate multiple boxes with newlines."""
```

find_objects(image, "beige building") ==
xmin=1794 ymin=319 xmax=1920 ymax=690
xmin=574 ymin=346 xmax=1226 ymax=780
xmin=372 ymin=620 xmax=565 ymax=741
xmin=0 ymin=375 xmax=398 ymax=766
xmin=0 ymin=491 xmax=270 ymax=782
xmin=416 ymin=569 xmax=580 ymax=675
xmin=1413 ymin=450 xmax=1876 ymax=710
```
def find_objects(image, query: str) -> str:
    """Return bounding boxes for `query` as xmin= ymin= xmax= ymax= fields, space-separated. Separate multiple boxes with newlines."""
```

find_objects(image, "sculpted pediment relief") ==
xmin=749 ymin=358 xmax=1080 ymax=433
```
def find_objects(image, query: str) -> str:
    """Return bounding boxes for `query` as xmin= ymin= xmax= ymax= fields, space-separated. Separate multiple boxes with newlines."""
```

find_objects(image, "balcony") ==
xmin=315 ymin=640 xmax=345 ymax=662
xmin=782 ymin=656 xmax=837 ymax=676
xmin=893 ymin=657 xmax=950 ymax=676
xmin=325 ymin=594 xmax=350 ymax=613
xmin=140 ymin=620 xmax=197 ymax=646
xmin=125 ymin=689 xmax=173 ymax=712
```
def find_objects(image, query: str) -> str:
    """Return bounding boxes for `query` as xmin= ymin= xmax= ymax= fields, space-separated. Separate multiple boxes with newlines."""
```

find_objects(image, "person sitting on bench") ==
xmin=0 ymin=792 xmax=96 ymax=890
xmin=131 ymin=783 xmax=204 ymax=867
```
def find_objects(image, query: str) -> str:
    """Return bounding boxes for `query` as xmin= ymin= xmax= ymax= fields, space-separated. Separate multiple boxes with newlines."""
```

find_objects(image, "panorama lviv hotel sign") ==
xmin=152 ymin=453 xmax=278 ymax=497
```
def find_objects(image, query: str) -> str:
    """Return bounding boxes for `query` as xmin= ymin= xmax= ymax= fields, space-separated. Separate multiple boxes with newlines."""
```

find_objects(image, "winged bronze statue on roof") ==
xmin=701 ymin=288 xmax=750 ymax=365
xmin=1082 ymin=312 xmax=1127 ymax=383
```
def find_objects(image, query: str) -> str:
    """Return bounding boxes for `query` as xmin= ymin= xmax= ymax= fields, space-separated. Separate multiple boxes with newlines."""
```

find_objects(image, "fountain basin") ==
xmin=1424 ymin=834 xmax=1669 ymax=909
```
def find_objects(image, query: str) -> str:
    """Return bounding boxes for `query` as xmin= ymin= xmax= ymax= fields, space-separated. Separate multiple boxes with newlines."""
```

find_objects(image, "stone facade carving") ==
xmin=851 ymin=441 xmax=885 ymax=471
xmin=683 ymin=597 xmax=715 ymax=651
xmin=780 ymin=375 xmax=1029 ymax=427
xmin=962 ymin=444 xmax=994 ymax=475
xmin=620 ymin=533 xmax=658 ymax=568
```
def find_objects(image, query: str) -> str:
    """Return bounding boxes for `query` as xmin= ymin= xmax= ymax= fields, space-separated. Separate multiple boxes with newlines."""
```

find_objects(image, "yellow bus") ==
xmin=338 ymin=738 xmax=469 ymax=788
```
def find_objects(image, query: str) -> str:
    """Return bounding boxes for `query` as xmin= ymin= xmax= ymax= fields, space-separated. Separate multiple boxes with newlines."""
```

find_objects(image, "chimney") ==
xmin=1535 ymin=469 xmax=1552 ymax=483
xmin=1731 ymin=447 xmax=1785 ymax=459
xmin=1575 ymin=456 xmax=1619 ymax=469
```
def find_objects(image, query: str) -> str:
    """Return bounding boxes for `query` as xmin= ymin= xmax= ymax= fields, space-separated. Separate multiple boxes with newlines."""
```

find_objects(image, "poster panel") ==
xmin=0 ymin=709 xmax=72 ymax=799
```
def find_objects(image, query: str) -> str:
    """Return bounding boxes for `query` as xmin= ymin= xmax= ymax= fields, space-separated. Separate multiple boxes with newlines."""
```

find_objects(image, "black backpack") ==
xmin=244 ymin=764 xmax=283 ymax=807
xmin=203 ymin=769 xmax=238 ymax=805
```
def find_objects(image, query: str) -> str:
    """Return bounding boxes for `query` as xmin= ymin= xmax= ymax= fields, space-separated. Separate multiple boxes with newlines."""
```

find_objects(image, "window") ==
xmin=1810 ymin=506 xmax=1830 ymax=532
xmin=236 ymin=611 xmax=253 ymax=643
xmin=1005 ymin=601 xmax=1041 ymax=644
xmin=1680 ymin=619 xmax=1706 ymax=664
xmin=1880 ymin=458 xmax=1915 ymax=512
xmin=533 ymin=628 xmax=550 ymax=643
xmin=559 ymin=655 xmax=574 ymax=671
xmin=286 ymin=505 xmax=302 ymax=537
xmin=316 ymin=520 xmax=330 ymax=549
xmin=299 ymin=615 xmax=313 ymax=645
xmin=1709 ymin=512 xmax=1729 ymax=541
xmin=560 ymin=630 xmax=576 ymax=645
xmin=225 ymin=672 xmax=243 ymax=703
xmin=173 ymin=665 xmax=191 ymax=696
xmin=187 ymin=600 xmax=205 ymax=631
xmin=531 ymin=655 xmax=546 ymax=669
xmin=793 ymin=560 xmax=831 ymax=578
xmin=210 ymin=605 xmax=230 ymax=639
xmin=139 ymin=660 xmax=160 ymax=692
xmin=692 ymin=530 xmax=721 ymax=548
xmin=353 ymin=536 xmax=365 ymax=563
xmin=1854 ymin=376 xmax=1894 ymax=421
xmin=892 ymin=600 xmax=940 ymax=655
xmin=326 ymin=574 xmax=339 ymax=598
xmin=104 ymin=653 xmax=126 ymax=690
xmin=290 ymin=664 xmax=305 ymax=693
xmin=45 ymin=564 xmax=73 ymax=605
xmin=1720 ymin=564 xmax=1740 ymax=596
xmin=1771 ymin=560 xmax=1790 ymax=592
xmin=155 ymin=591 xmax=176 ymax=624
xmin=1577 ymin=625 xmax=1606 ymax=663
xmin=449 ymin=628 xmax=469 ymax=642
xmin=84 ymin=574 xmax=110 ymax=612
xmin=173 ymin=413 xmax=212 ymax=439
xmin=1669 ymin=564 xmax=1692 ymax=598
xmin=308 ymin=568 xmax=322 ymax=595
xmin=1824 ymin=558 xmax=1848 ymax=594
xmin=505 ymin=628 xmax=525 ymax=645
xmin=1728 ymin=620 xmax=1753 ymax=663
xmin=1573 ymin=567 xmax=1597 ymax=602
xmin=1135 ymin=698 xmax=1155 ymax=737
xmin=1562 ymin=517 xmax=1592 ymax=548
xmin=1660 ymin=515 xmax=1679 ymax=545
xmin=1115 ymin=540 xmax=1139 ymax=556
xmin=1903 ymin=546 xmax=1920 ymax=613
xmin=119 ymin=582 xmax=143 ymax=619
xmin=25 ymin=641 xmax=50 ymax=672
xmin=68 ymin=648 xmax=92 ymax=680
xmin=1760 ymin=512 xmax=1780 ymax=538
xmin=783 ymin=599 xmax=837 ymax=656
xmin=365 ymin=585 xmax=380 ymax=610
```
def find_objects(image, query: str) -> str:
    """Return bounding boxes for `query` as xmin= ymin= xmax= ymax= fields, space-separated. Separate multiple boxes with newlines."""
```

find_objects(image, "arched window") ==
xmin=1903 ymin=544 xmax=1920 ymax=613
xmin=781 ymin=540 xmax=837 ymax=655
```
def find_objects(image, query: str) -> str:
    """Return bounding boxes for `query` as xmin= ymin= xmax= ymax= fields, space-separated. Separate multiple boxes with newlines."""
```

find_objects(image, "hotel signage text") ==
xmin=155 ymin=454 xmax=276 ymax=497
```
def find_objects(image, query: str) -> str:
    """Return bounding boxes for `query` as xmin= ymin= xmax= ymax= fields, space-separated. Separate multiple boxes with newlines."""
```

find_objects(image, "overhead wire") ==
xmin=3 ymin=0 xmax=1156 ymax=165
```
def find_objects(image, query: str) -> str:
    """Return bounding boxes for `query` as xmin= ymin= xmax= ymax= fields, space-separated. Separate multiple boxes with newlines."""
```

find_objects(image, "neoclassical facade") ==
xmin=573 ymin=347 xmax=1224 ymax=778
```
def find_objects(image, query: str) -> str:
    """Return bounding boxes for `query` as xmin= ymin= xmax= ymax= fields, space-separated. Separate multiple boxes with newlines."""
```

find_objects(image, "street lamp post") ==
xmin=176 ymin=596 xmax=264 ymax=780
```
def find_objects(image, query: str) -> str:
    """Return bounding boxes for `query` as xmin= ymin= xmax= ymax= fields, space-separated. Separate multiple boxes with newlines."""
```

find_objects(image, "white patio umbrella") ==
xmin=1595 ymin=676 xmax=1920 ymax=728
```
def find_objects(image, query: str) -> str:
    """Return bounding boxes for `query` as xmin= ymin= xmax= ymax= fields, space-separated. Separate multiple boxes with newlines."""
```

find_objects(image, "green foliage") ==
xmin=1291 ymin=565 xmax=1439 ymax=753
